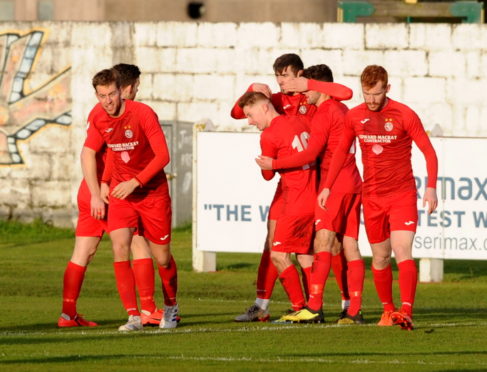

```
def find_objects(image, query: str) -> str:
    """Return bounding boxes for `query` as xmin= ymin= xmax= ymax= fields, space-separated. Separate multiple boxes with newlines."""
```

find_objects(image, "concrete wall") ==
xmin=0 ymin=21 xmax=486 ymax=227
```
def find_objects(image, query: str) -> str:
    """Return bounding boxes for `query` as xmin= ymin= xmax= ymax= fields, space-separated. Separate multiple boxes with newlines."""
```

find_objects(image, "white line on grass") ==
xmin=2 ymin=321 xmax=487 ymax=337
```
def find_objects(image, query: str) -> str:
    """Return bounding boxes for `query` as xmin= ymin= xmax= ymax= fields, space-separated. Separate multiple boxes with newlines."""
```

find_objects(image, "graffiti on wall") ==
xmin=0 ymin=29 xmax=71 ymax=165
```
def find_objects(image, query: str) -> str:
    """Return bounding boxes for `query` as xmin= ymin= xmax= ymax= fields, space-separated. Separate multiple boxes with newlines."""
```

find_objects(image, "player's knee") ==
xmin=314 ymin=236 xmax=332 ymax=253
xmin=330 ymin=244 xmax=341 ymax=256
xmin=152 ymin=249 xmax=171 ymax=267
xmin=373 ymin=254 xmax=391 ymax=268
xmin=154 ymin=256 xmax=170 ymax=267
xmin=270 ymin=251 xmax=285 ymax=267
xmin=85 ymin=250 xmax=97 ymax=264
xmin=112 ymin=244 xmax=130 ymax=261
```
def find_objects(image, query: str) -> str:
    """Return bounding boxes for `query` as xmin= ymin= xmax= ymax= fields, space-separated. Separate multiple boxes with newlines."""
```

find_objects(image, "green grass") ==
xmin=1 ymin=220 xmax=487 ymax=371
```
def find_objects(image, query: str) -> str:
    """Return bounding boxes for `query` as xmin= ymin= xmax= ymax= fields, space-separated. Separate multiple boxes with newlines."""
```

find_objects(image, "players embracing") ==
xmin=233 ymin=54 xmax=355 ymax=322
xmin=60 ymin=66 xmax=179 ymax=332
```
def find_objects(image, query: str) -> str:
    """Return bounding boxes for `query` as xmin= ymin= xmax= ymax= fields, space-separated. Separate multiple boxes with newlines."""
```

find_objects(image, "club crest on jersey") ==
xmin=372 ymin=144 xmax=383 ymax=155
xmin=299 ymin=105 xmax=307 ymax=115
xmin=384 ymin=118 xmax=394 ymax=132
xmin=125 ymin=129 xmax=133 ymax=139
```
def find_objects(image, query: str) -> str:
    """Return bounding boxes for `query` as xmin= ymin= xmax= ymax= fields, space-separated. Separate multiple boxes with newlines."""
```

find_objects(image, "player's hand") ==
xmin=111 ymin=178 xmax=140 ymax=200
xmin=317 ymin=188 xmax=330 ymax=210
xmin=255 ymin=155 xmax=273 ymax=170
xmin=100 ymin=182 xmax=110 ymax=204
xmin=251 ymin=83 xmax=272 ymax=98
xmin=423 ymin=187 xmax=438 ymax=214
xmin=90 ymin=193 xmax=106 ymax=219
xmin=281 ymin=77 xmax=308 ymax=93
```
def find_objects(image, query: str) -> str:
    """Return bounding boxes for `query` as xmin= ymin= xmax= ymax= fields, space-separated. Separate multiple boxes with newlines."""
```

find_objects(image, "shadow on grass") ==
xmin=0 ymin=354 xmax=162 ymax=365
xmin=412 ymin=307 xmax=487 ymax=322
xmin=2 ymin=351 xmax=487 ymax=366
xmin=218 ymin=262 xmax=255 ymax=271
xmin=443 ymin=260 xmax=487 ymax=280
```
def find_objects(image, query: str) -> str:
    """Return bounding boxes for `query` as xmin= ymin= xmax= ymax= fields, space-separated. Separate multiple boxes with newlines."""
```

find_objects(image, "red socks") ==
xmin=279 ymin=265 xmax=306 ymax=311
xmin=372 ymin=264 xmax=395 ymax=312
xmin=398 ymin=259 xmax=417 ymax=316
xmin=157 ymin=255 xmax=178 ymax=306
xmin=62 ymin=261 xmax=86 ymax=317
xmin=307 ymin=251 xmax=332 ymax=311
xmin=132 ymin=258 xmax=156 ymax=313
xmin=331 ymin=250 xmax=350 ymax=301
xmin=346 ymin=259 xmax=365 ymax=316
xmin=113 ymin=261 xmax=140 ymax=316
xmin=256 ymin=249 xmax=279 ymax=300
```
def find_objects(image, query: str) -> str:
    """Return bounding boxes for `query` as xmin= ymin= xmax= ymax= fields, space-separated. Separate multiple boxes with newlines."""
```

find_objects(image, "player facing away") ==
xmin=86 ymin=68 xmax=178 ymax=331
xmin=256 ymin=64 xmax=365 ymax=324
xmin=233 ymin=54 xmax=353 ymax=322
xmin=58 ymin=64 xmax=159 ymax=328
xmin=318 ymin=65 xmax=438 ymax=330
xmin=239 ymin=91 xmax=317 ymax=321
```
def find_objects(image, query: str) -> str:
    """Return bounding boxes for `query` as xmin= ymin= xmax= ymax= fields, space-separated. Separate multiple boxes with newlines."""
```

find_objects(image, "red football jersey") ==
xmin=325 ymin=99 xmax=438 ymax=197
xmin=260 ymin=115 xmax=317 ymax=216
xmin=273 ymin=99 xmax=362 ymax=194
xmin=86 ymin=100 xmax=170 ymax=197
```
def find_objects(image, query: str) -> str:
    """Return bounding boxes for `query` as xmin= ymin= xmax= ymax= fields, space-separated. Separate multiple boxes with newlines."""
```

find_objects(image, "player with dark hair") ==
xmin=239 ymin=91 xmax=317 ymax=320
xmin=257 ymin=64 xmax=365 ymax=324
xmin=233 ymin=54 xmax=353 ymax=322
xmin=58 ymin=64 xmax=159 ymax=328
xmin=318 ymin=65 xmax=438 ymax=330
xmin=113 ymin=63 xmax=141 ymax=100
xmin=82 ymin=68 xmax=178 ymax=331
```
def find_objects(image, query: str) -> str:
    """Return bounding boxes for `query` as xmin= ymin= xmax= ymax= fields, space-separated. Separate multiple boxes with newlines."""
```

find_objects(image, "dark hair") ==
xmin=238 ymin=91 xmax=269 ymax=108
xmin=302 ymin=64 xmax=334 ymax=82
xmin=92 ymin=68 xmax=121 ymax=90
xmin=112 ymin=63 xmax=141 ymax=88
xmin=273 ymin=53 xmax=304 ymax=75
xmin=361 ymin=65 xmax=388 ymax=89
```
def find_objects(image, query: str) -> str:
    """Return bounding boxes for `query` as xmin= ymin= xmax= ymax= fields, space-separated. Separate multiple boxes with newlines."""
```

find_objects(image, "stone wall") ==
xmin=0 ymin=21 xmax=486 ymax=227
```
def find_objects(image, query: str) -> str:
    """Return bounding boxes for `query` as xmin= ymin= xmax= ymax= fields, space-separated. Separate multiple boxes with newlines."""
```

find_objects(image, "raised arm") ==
xmin=307 ymin=79 xmax=353 ymax=101
xmin=230 ymin=83 xmax=272 ymax=119
xmin=281 ymin=77 xmax=353 ymax=101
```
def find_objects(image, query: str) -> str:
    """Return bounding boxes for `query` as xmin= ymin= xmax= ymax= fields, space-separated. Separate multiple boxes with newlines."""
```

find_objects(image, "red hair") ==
xmin=361 ymin=65 xmax=388 ymax=89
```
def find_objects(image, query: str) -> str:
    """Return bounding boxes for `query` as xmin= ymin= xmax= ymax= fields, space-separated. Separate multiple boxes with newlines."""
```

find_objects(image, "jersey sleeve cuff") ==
xmin=134 ymin=175 xmax=144 ymax=187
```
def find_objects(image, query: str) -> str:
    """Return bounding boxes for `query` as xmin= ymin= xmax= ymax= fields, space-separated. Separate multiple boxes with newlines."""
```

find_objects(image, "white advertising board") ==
xmin=195 ymin=132 xmax=487 ymax=260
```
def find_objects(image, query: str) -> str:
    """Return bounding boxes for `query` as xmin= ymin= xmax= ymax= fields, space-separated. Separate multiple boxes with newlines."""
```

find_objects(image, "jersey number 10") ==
xmin=292 ymin=131 xmax=311 ymax=170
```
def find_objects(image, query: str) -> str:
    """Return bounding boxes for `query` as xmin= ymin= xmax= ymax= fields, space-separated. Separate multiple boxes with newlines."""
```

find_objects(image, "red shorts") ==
xmin=75 ymin=180 xmax=107 ymax=237
xmin=268 ymin=180 xmax=284 ymax=221
xmin=363 ymin=190 xmax=418 ymax=244
xmin=108 ymin=192 xmax=172 ymax=245
xmin=314 ymin=192 xmax=361 ymax=239
xmin=272 ymin=213 xmax=314 ymax=254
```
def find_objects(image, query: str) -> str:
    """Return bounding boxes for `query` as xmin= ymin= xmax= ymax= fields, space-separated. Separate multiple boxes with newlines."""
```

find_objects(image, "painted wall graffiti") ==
xmin=0 ymin=29 xmax=71 ymax=164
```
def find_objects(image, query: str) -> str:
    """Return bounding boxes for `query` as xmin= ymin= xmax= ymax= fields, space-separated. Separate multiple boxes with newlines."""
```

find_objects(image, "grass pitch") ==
xmin=1 ymin=220 xmax=486 ymax=371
